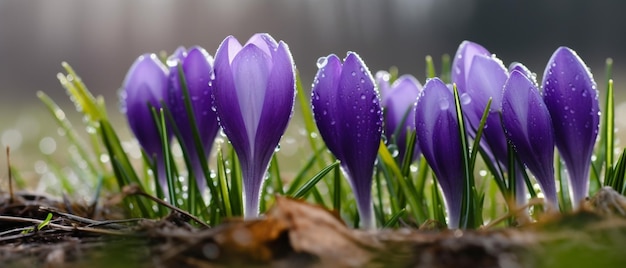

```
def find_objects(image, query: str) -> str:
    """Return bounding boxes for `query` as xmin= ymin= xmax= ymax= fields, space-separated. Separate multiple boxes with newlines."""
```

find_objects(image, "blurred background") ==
xmin=1 ymin=0 xmax=626 ymax=190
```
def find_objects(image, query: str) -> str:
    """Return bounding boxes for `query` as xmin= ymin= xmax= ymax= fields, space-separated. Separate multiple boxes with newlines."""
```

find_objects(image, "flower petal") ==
xmin=253 ymin=41 xmax=296 ymax=184
xmin=542 ymin=47 xmax=600 ymax=206
xmin=451 ymin=41 xmax=490 ymax=94
xmin=312 ymin=54 xmax=344 ymax=160
xmin=231 ymin=44 xmax=272 ymax=156
xmin=336 ymin=52 xmax=382 ymax=195
xmin=415 ymin=78 xmax=463 ymax=228
xmin=502 ymin=70 xmax=557 ymax=205
xmin=123 ymin=53 xmax=170 ymax=156
xmin=312 ymin=52 xmax=382 ymax=228
xmin=383 ymin=75 xmax=422 ymax=160
xmin=213 ymin=36 xmax=250 ymax=164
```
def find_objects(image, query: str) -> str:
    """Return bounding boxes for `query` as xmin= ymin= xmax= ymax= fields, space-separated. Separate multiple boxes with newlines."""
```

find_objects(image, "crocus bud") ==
xmin=167 ymin=46 xmax=219 ymax=192
xmin=121 ymin=54 xmax=170 ymax=189
xmin=502 ymin=70 xmax=558 ymax=207
xmin=543 ymin=47 xmax=600 ymax=207
xmin=213 ymin=33 xmax=296 ymax=218
xmin=451 ymin=40 xmax=490 ymax=94
xmin=377 ymin=72 xmax=422 ymax=162
xmin=453 ymin=42 xmax=528 ymax=205
xmin=312 ymin=52 xmax=382 ymax=229
xmin=415 ymin=78 xmax=464 ymax=229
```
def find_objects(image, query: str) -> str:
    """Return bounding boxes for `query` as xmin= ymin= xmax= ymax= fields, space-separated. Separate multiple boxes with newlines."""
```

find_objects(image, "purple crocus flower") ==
xmin=213 ymin=33 xmax=295 ymax=218
xmin=312 ymin=52 xmax=382 ymax=229
xmin=121 ymin=54 xmax=170 ymax=189
xmin=502 ymin=70 xmax=558 ymax=207
xmin=453 ymin=42 xmax=527 ymax=205
xmin=167 ymin=46 xmax=219 ymax=192
xmin=543 ymin=47 xmax=600 ymax=207
xmin=451 ymin=40 xmax=490 ymax=94
xmin=377 ymin=71 xmax=422 ymax=162
xmin=415 ymin=78 xmax=464 ymax=228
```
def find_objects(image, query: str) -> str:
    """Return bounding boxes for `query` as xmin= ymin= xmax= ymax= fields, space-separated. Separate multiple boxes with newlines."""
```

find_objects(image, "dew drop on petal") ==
xmin=460 ymin=93 xmax=472 ymax=105
xmin=351 ymin=71 xmax=356 ymax=76
xmin=316 ymin=57 xmax=328 ymax=68
xmin=360 ymin=94 xmax=366 ymax=100
xmin=438 ymin=98 xmax=450 ymax=110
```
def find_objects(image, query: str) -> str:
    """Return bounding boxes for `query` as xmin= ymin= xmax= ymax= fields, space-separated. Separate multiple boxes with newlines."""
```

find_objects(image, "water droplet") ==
xmin=274 ymin=145 xmax=281 ymax=152
xmin=460 ymin=93 xmax=471 ymax=105
xmin=360 ymin=78 xmax=365 ymax=84
xmin=360 ymin=94 xmax=366 ymax=100
xmin=330 ymin=120 xmax=336 ymax=125
xmin=322 ymin=109 xmax=327 ymax=115
xmin=351 ymin=71 xmax=356 ymax=76
xmin=438 ymin=98 xmax=449 ymax=110
xmin=316 ymin=57 xmax=328 ymax=68
xmin=574 ymin=74 xmax=580 ymax=81
xmin=388 ymin=144 xmax=399 ymax=157
xmin=321 ymin=73 xmax=326 ymax=78
xmin=564 ymin=106 xmax=569 ymax=110
xmin=455 ymin=66 xmax=461 ymax=75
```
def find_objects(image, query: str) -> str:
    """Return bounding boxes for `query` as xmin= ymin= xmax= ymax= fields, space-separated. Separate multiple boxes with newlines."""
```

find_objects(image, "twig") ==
xmin=39 ymin=207 xmax=128 ymax=230
xmin=123 ymin=184 xmax=210 ymax=228
xmin=483 ymin=198 xmax=546 ymax=229
xmin=0 ymin=215 xmax=130 ymax=236
xmin=6 ymin=147 xmax=14 ymax=203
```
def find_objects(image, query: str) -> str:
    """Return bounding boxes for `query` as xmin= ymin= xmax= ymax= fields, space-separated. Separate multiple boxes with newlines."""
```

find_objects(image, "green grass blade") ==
xmin=270 ymin=155 xmax=285 ymax=195
xmin=229 ymin=146 xmax=243 ymax=217
xmin=175 ymin=63 xmax=219 ymax=207
xmin=440 ymin=54 xmax=451 ymax=83
xmin=291 ymin=161 xmax=340 ymax=199
xmin=216 ymin=148 xmax=232 ymax=218
xmin=452 ymin=85 xmax=475 ymax=229
xmin=603 ymin=79 xmax=615 ymax=187
xmin=425 ymin=55 xmax=436 ymax=78
xmin=37 ymin=91 xmax=100 ymax=182
xmin=295 ymin=70 xmax=326 ymax=168
xmin=556 ymin=154 xmax=571 ymax=212
xmin=37 ymin=213 xmax=54 ymax=231
xmin=286 ymin=148 xmax=324 ymax=195
xmin=383 ymin=208 xmax=407 ymax=228
xmin=400 ymin=130 xmax=417 ymax=176
xmin=470 ymin=99 xmax=492 ymax=171
xmin=333 ymin=164 xmax=342 ymax=211
xmin=378 ymin=140 xmax=426 ymax=223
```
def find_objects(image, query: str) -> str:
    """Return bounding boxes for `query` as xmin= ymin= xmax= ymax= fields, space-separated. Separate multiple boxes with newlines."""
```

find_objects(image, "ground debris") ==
xmin=3 ymin=189 xmax=626 ymax=267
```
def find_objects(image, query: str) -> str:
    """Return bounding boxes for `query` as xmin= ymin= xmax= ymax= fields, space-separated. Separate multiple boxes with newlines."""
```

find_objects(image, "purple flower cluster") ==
xmin=121 ymin=34 xmax=600 ymax=227
xmin=122 ymin=34 xmax=295 ymax=219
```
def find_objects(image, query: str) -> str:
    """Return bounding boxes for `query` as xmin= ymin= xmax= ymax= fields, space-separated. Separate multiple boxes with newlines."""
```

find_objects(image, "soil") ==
xmin=2 ymin=187 xmax=626 ymax=268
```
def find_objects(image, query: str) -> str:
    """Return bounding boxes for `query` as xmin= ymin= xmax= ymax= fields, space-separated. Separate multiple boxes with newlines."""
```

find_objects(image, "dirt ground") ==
xmin=2 ymin=186 xmax=626 ymax=268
